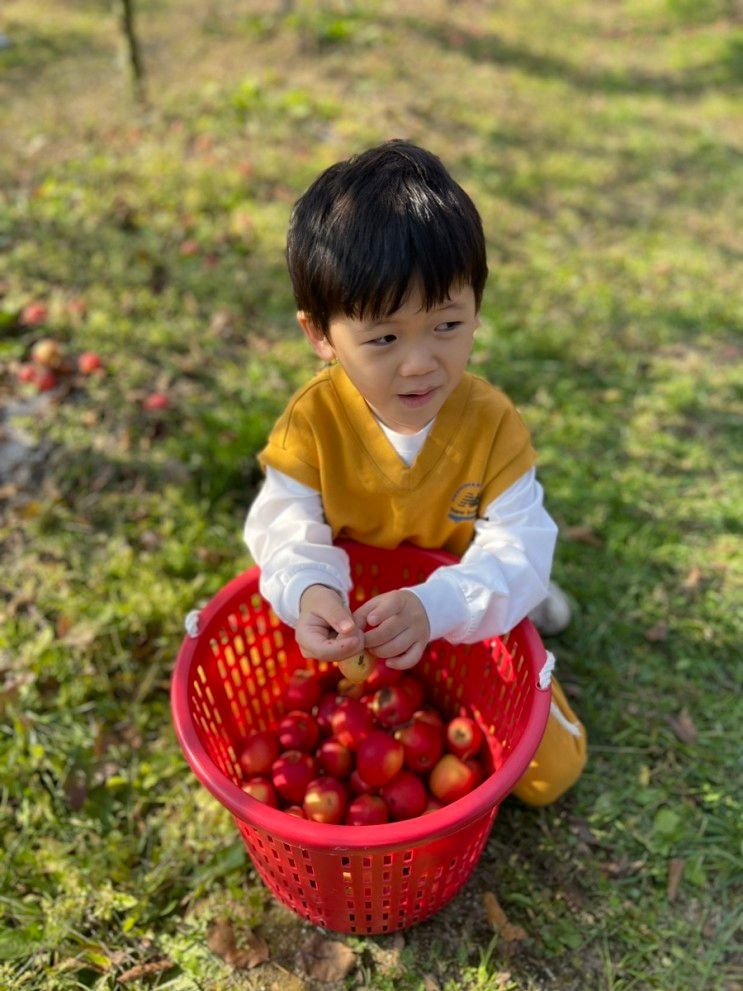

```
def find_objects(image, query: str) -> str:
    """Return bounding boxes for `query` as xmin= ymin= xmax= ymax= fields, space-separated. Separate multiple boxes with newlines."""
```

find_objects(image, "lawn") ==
xmin=0 ymin=1 xmax=741 ymax=989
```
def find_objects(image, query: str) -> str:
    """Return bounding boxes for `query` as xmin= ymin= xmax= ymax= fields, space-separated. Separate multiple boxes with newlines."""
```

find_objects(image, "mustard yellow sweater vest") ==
xmin=258 ymin=364 xmax=536 ymax=558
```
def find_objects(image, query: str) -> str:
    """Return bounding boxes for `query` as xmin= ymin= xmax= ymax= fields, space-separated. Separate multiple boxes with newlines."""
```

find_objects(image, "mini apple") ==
xmin=349 ymin=768 xmax=375 ymax=795
xmin=424 ymin=797 xmax=444 ymax=814
xmin=337 ymin=677 xmax=365 ymax=700
xmin=242 ymin=776 xmax=278 ymax=807
xmin=398 ymin=675 xmax=426 ymax=712
xmin=303 ymin=777 xmax=347 ymax=824
xmin=237 ymin=729 xmax=280 ymax=777
xmin=143 ymin=391 xmax=169 ymax=410
xmin=394 ymin=719 xmax=443 ymax=773
xmin=446 ymin=716 xmax=483 ymax=760
xmin=31 ymin=338 xmax=62 ymax=368
xmin=356 ymin=730 xmax=404 ymax=787
xmin=77 ymin=351 xmax=103 ymax=374
xmin=284 ymin=805 xmax=307 ymax=818
xmin=316 ymin=739 xmax=353 ymax=779
xmin=21 ymin=302 xmax=48 ymax=327
xmin=337 ymin=649 xmax=375 ymax=684
xmin=271 ymin=750 xmax=317 ymax=805
xmin=277 ymin=711 xmax=320 ymax=753
xmin=380 ymin=771 xmax=428 ymax=821
xmin=315 ymin=692 xmax=342 ymax=734
xmin=330 ymin=697 xmax=373 ymax=751
xmin=413 ymin=707 xmax=445 ymax=732
xmin=371 ymin=685 xmax=416 ymax=728
xmin=285 ymin=669 xmax=323 ymax=711
xmin=346 ymin=794 xmax=389 ymax=825
xmin=465 ymin=757 xmax=485 ymax=789
xmin=16 ymin=363 xmax=37 ymax=384
xmin=36 ymin=370 xmax=58 ymax=392
xmin=363 ymin=659 xmax=403 ymax=691
xmin=429 ymin=754 xmax=478 ymax=805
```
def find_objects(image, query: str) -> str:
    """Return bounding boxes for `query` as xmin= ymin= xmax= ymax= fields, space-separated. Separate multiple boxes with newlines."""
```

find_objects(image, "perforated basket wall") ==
xmin=172 ymin=541 xmax=551 ymax=934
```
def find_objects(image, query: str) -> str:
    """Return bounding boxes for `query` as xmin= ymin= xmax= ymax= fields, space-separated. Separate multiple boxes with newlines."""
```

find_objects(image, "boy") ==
xmin=244 ymin=140 xmax=586 ymax=805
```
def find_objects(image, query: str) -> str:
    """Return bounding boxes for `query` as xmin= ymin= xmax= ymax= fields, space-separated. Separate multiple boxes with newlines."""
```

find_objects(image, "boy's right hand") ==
xmin=296 ymin=584 xmax=363 ymax=662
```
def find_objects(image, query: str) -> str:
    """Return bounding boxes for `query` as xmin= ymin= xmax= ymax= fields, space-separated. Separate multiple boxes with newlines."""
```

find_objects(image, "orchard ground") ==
xmin=0 ymin=1 xmax=741 ymax=989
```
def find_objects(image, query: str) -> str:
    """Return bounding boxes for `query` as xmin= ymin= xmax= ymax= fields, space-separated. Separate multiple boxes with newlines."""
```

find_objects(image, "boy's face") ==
xmin=299 ymin=283 xmax=480 ymax=435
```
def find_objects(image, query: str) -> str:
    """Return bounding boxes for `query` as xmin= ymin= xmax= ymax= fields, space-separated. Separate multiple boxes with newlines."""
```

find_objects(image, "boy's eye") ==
xmin=367 ymin=334 xmax=397 ymax=346
xmin=435 ymin=321 xmax=461 ymax=332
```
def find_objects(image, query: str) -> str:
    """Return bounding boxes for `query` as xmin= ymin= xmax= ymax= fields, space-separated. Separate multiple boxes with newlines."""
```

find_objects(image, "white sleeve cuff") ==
xmin=404 ymin=570 xmax=473 ymax=642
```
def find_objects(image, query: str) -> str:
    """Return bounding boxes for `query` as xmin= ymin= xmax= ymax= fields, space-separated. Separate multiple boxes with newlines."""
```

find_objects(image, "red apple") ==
xmin=303 ymin=777 xmax=347 ymax=824
xmin=446 ymin=716 xmax=483 ymax=760
xmin=36 ymin=370 xmax=58 ymax=392
xmin=238 ymin=730 xmax=280 ymax=777
xmin=424 ymin=797 xmax=444 ymax=814
xmin=271 ymin=750 xmax=317 ymax=805
xmin=349 ymin=768 xmax=375 ymax=795
xmin=465 ymin=757 xmax=485 ymax=789
xmin=337 ymin=677 xmax=365 ymax=700
xmin=16 ymin=363 xmax=37 ymax=383
xmin=315 ymin=692 xmax=342 ymax=734
xmin=284 ymin=805 xmax=307 ymax=818
xmin=346 ymin=794 xmax=389 ymax=825
xmin=316 ymin=739 xmax=353 ymax=779
xmin=363 ymin=659 xmax=403 ymax=691
xmin=371 ymin=685 xmax=416 ymax=728
xmin=21 ymin=302 xmax=48 ymax=327
xmin=77 ymin=351 xmax=102 ymax=374
xmin=413 ymin=707 xmax=445 ymax=733
xmin=143 ymin=392 xmax=169 ymax=410
xmin=398 ymin=675 xmax=426 ymax=711
xmin=394 ymin=719 xmax=443 ymax=773
xmin=380 ymin=771 xmax=427 ymax=821
xmin=242 ymin=776 xmax=278 ymax=807
xmin=330 ymin=697 xmax=373 ymax=751
xmin=277 ymin=711 xmax=320 ymax=753
xmin=285 ymin=669 xmax=323 ymax=711
xmin=356 ymin=730 xmax=404 ymax=787
xmin=429 ymin=754 xmax=477 ymax=804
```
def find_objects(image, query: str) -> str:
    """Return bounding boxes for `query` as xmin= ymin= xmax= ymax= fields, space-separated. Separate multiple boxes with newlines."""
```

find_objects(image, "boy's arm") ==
xmin=243 ymin=466 xmax=353 ymax=628
xmin=401 ymin=468 xmax=558 ymax=643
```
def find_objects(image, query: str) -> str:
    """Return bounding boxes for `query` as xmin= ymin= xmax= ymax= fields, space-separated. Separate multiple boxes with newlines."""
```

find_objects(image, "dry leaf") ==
xmin=117 ymin=959 xmax=173 ymax=983
xmin=483 ymin=892 xmax=528 ymax=943
xmin=644 ymin=620 xmax=668 ymax=642
xmin=668 ymin=708 xmax=698 ymax=745
xmin=206 ymin=916 xmax=269 ymax=970
xmin=667 ymin=858 xmax=684 ymax=902
xmin=681 ymin=567 xmax=702 ymax=590
xmin=298 ymin=932 xmax=356 ymax=982
xmin=564 ymin=524 xmax=603 ymax=547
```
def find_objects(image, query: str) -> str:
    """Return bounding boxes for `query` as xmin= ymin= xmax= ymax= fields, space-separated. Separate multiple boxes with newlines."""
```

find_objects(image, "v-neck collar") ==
xmin=328 ymin=362 xmax=473 ymax=490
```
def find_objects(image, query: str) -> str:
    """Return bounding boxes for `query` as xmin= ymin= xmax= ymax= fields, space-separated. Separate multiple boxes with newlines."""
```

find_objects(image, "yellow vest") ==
xmin=258 ymin=363 xmax=536 ymax=557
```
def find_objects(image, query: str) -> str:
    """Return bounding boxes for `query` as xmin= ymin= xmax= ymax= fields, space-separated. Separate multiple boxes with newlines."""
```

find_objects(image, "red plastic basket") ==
xmin=171 ymin=540 xmax=551 ymax=934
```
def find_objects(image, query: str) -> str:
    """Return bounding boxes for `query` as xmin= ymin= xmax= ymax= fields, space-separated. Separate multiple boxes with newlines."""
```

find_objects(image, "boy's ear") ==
xmin=297 ymin=311 xmax=335 ymax=362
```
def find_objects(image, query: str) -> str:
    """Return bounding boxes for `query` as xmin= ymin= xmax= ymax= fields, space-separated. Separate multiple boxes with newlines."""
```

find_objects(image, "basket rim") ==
xmin=171 ymin=541 xmax=552 ymax=851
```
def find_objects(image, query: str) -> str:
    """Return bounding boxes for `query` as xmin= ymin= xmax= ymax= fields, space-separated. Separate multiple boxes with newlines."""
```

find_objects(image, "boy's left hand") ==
xmin=352 ymin=590 xmax=431 ymax=670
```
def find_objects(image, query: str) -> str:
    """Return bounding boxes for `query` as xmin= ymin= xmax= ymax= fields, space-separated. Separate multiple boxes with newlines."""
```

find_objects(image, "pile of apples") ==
xmin=15 ymin=336 xmax=103 ymax=393
xmin=236 ymin=657 xmax=489 ymax=826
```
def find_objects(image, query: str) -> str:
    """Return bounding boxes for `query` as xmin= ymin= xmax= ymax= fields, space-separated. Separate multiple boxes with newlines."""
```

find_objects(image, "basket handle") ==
xmin=538 ymin=650 xmax=555 ymax=689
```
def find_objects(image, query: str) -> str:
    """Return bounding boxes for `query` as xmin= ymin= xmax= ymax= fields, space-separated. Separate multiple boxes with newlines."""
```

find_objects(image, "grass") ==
xmin=0 ymin=0 xmax=741 ymax=988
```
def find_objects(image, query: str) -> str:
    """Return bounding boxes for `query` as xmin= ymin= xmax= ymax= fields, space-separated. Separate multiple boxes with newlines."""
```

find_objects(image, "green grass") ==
xmin=1 ymin=0 xmax=741 ymax=988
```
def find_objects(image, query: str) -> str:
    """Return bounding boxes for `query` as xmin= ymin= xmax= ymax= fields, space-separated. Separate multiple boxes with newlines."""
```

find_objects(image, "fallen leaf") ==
xmin=568 ymin=816 xmax=601 ymax=846
xmin=298 ymin=932 xmax=356 ymax=982
xmin=564 ymin=524 xmax=603 ymax=547
xmin=668 ymin=708 xmax=698 ymax=745
xmin=206 ymin=916 xmax=269 ymax=970
xmin=681 ymin=566 xmax=702 ymax=590
xmin=117 ymin=959 xmax=173 ymax=983
xmin=667 ymin=857 xmax=684 ymax=902
xmin=483 ymin=892 xmax=528 ymax=943
xmin=644 ymin=620 xmax=668 ymax=642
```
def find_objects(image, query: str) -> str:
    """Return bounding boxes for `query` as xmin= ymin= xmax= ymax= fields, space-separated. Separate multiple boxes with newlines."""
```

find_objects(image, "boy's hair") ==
xmin=286 ymin=140 xmax=488 ymax=337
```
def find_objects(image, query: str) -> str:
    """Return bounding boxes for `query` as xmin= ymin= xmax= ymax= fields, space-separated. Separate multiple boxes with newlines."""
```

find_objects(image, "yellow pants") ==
xmin=511 ymin=677 xmax=587 ymax=806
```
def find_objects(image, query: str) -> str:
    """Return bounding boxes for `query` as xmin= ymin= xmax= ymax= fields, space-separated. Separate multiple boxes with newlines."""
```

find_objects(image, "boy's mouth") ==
xmin=398 ymin=387 xmax=439 ymax=407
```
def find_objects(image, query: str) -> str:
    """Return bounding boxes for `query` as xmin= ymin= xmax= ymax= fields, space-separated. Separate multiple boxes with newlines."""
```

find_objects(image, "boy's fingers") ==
xmin=385 ymin=643 xmax=424 ymax=670
xmin=354 ymin=594 xmax=401 ymax=629
xmin=369 ymin=629 xmax=416 ymax=660
xmin=363 ymin=615 xmax=407 ymax=650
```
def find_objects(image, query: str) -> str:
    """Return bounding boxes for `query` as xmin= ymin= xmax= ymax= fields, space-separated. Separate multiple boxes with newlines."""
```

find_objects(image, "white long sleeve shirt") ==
xmin=244 ymin=416 xmax=558 ymax=644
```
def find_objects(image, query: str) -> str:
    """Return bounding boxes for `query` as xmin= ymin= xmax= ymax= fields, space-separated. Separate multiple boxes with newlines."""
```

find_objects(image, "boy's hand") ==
xmin=353 ymin=590 xmax=431 ymax=670
xmin=296 ymin=585 xmax=363 ymax=662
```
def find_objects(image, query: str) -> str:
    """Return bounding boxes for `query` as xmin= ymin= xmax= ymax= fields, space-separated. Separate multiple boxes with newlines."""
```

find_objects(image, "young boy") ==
xmin=244 ymin=140 xmax=586 ymax=806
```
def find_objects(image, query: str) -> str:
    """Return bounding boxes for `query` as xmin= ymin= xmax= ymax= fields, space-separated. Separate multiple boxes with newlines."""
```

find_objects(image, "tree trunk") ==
xmin=115 ymin=0 xmax=147 ymax=107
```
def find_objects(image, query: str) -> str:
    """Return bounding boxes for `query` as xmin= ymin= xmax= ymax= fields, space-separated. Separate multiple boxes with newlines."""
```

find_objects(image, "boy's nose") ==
xmin=399 ymin=346 xmax=437 ymax=377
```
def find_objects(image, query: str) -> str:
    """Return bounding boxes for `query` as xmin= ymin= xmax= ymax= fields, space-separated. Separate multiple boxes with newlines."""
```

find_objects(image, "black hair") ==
xmin=286 ymin=140 xmax=488 ymax=337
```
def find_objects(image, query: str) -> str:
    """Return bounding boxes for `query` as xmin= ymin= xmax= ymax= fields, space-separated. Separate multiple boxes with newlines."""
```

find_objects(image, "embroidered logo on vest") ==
xmin=448 ymin=482 xmax=482 ymax=522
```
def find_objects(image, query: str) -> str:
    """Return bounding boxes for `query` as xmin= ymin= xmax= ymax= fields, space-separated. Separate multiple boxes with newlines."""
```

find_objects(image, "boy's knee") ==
xmin=511 ymin=678 xmax=588 ymax=808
